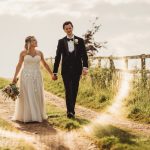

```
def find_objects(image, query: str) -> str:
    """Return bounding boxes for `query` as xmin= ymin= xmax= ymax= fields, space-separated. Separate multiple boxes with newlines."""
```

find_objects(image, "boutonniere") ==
xmin=74 ymin=39 xmax=79 ymax=45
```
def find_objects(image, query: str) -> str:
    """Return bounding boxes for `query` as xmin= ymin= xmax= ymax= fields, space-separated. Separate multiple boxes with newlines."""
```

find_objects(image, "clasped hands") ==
xmin=52 ymin=68 xmax=88 ymax=81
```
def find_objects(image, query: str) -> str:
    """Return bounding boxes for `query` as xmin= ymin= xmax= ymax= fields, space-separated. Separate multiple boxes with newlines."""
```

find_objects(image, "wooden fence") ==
xmin=91 ymin=54 xmax=150 ymax=78
xmin=46 ymin=54 xmax=150 ymax=78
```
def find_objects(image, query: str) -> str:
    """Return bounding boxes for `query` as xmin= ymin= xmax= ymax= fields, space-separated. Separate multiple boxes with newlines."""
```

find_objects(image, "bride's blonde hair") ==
xmin=25 ymin=36 xmax=34 ymax=54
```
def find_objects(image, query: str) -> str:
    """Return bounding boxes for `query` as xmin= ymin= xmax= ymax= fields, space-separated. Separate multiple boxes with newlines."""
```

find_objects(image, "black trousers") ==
xmin=62 ymin=72 xmax=80 ymax=115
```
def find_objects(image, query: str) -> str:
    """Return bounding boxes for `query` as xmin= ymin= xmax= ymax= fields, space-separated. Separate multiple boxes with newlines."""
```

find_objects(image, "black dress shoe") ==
xmin=67 ymin=112 xmax=75 ymax=119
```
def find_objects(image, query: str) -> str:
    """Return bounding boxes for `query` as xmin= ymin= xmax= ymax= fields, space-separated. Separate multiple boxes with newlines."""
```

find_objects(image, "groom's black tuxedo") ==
xmin=53 ymin=36 xmax=88 ymax=75
xmin=53 ymin=35 xmax=88 ymax=116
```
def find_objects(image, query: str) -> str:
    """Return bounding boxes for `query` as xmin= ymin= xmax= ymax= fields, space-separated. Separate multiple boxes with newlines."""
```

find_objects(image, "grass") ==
xmin=42 ymin=64 xmax=150 ymax=124
xmin=42 ymin=66 xmax=119 ymax=112
xmin=46 ymin=102 xmax=90 ymax=131
xmin=124 ymin=75 xmax=150 ymax=124
xmin=0 ymin=117 xmax=34 ymax=149
xmin=0 ymin=77 xmax=90 ymax=131
xmin=1 ymin=73 xmax=150 ymax=150
xmin=0 ymin=78 xmax=19 ymax=132
xmin=91 ymin=124 xmax=150 ymax=150
xmin=0 ymin=118 xmax=35 ymax=150
xmin=0 ymin=118 xmax=18 ymax=132
xmin=0 ymin=77 xmax=10 ymax=89
xmin=0 ymin=137 xmax=35 ymax=150
xmin=42 ymin=67 xmax=65 ymax=98
xmin=1 ymin=66 xmax=150 ymax=125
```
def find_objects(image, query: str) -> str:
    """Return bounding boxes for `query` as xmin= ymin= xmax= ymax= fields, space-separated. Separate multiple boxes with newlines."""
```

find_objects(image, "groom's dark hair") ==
xmin=63 ymin=21 xmax=73 ymax=29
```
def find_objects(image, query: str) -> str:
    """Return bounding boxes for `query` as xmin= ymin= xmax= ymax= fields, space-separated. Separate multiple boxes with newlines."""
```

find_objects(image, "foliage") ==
xmin=83 ymin=17 xmax=107 ymax=56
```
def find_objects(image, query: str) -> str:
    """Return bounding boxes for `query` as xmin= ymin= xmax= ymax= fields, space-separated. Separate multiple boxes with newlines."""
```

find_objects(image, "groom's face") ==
xmin=64 ymin=24 xmax=73 ymax=36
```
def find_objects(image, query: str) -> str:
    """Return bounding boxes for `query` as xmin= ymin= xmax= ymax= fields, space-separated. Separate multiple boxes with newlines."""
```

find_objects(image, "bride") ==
xmin=12 ymin=36 xmax=52 ymax=123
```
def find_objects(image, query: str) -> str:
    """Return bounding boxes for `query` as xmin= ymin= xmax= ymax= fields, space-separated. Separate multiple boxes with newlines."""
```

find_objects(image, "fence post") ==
xmin=109 ymin=56 xmax=115 ymax=72
xmin=141 ymin=54 xmax=147 ymax=86
xmin=125 ymin=57 xmax=128 ymax=70
xmin=109 ymin=56 xmax=115 ymax=82
xmin=98 ymin=58 xmax=101 ymax=68
xmin=50 ymin=57 xmax=53 ymax=65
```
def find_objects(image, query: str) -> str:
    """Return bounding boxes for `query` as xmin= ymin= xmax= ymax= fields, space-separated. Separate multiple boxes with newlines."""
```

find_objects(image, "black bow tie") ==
xmin=67 ymin=38 xmax=73 ymax=41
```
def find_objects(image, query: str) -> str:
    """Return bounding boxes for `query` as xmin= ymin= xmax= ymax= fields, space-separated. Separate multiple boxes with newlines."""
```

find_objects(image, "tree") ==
xmin=83 ymin=17 xmax=107 ymax=56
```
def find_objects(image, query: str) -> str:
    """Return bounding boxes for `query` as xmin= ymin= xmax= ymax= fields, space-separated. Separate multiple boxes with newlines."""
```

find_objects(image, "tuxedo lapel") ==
xmin=74 ymin=36 xmax=78 ymax=56
xmin=63 ymin=37 xmax=69 ymax=55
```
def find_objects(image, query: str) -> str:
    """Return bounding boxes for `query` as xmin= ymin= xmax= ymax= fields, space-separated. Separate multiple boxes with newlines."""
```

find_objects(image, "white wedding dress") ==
xmin=13 ymin=55 xmax=47 ymax=122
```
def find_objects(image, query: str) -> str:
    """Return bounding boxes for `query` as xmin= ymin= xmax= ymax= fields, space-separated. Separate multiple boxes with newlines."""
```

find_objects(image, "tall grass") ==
xmin=77 ymin=68 xmax=120 ymax=111
xmin=124 ymin=74 xmax=150 ymax=124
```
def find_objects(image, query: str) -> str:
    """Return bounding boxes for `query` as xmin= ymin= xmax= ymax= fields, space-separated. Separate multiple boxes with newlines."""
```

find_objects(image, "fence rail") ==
xmin=91 ymin=54 xmax=150 ymax=77
xmin=46 ymin=54 xmax=150 ymax=77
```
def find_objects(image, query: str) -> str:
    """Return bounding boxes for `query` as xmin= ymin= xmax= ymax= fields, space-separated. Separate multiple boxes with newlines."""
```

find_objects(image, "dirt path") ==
xmin=45 ymin=91 xmax=150 ymax=136
xmin=0 ymin=91 xmax=150 ymax=149
xmin=0 ymin=92 xmax=98 ymax=150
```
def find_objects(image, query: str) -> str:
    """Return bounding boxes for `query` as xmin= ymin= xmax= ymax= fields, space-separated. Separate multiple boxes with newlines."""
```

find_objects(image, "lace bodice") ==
xmin=23 ymin=55 xmax=41 ymax=70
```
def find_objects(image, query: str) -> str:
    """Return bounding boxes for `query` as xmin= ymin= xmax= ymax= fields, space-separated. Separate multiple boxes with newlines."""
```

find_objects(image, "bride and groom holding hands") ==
xmin=12 ymin=21 xmax=88 ymax=123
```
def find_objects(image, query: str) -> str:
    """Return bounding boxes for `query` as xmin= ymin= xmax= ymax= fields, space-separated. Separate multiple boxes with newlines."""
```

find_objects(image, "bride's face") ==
xmin=30 ymin=38 xmax=38 ymax=47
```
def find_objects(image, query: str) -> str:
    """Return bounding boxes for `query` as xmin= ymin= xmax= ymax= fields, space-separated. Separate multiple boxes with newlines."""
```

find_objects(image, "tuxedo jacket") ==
xmin=53 ymin=35 xmax=88 ymax=76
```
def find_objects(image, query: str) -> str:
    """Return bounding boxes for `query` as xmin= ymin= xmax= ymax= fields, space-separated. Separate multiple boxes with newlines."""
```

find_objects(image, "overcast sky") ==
xmin=0 ymin=0 xmax=150 ymax=78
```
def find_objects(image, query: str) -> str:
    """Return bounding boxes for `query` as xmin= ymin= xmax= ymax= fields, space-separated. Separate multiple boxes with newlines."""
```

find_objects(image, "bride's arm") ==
xmin=12 ymin=51 xmax=24 ymax=83
xmin=40 ymin=51 xmax=53 ymax=76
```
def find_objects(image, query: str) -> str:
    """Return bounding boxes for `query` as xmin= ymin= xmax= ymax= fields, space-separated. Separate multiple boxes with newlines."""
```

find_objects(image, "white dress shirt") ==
xmin=67 ymin=35 xmax=75 ymax=53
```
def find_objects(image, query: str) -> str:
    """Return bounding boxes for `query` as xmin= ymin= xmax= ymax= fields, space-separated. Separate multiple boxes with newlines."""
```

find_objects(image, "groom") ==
xmin=52 ymin=21 xmax=88 ymax=119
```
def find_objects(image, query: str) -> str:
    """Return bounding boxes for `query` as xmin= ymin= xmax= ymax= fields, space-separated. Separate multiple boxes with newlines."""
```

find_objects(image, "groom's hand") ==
xmin=52 ymin=74 xmax=58 ymax=80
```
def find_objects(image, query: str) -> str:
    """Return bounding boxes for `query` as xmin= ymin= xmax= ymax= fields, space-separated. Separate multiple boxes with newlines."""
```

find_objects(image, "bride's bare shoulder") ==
xmin=36 ymin=50 xmax=43 ymax=56
xmin=20 ymin=50 xmax=27 ymax=57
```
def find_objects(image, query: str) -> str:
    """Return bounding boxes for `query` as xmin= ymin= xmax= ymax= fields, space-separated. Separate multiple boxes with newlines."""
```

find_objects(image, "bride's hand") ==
xmin=12 ymin=78 xmax=18 ymax=84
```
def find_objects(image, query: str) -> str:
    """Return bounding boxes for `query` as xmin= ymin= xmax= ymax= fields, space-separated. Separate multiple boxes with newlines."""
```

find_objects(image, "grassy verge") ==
xmin=124 ymin=76 xmax=150 ymax=124
xmin=0 ymin=77 xmax=10 ymax=89
xmin=0 ymin=118 xmax=18 ymax=132
xmin=46 ymin=102 xmax=90 ymax=131
xmin=0 ymin=118 xmax=35 ymax=150
xmin=0 ymin=115 xmax=35 ymax=149
xmin=0 ymin=137 xmax=35 ymax=150
xmin=90 ymin=124 xmax=150 ymax=150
